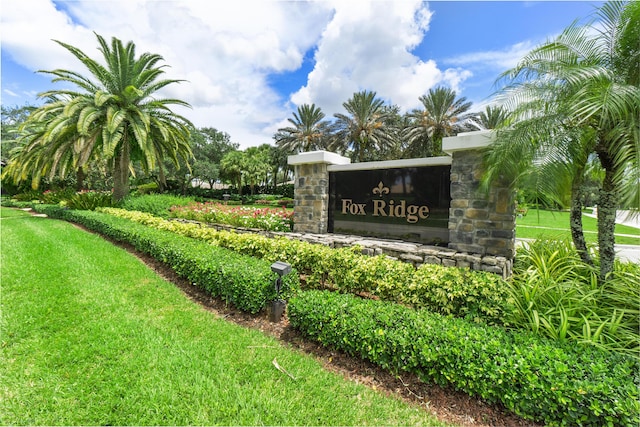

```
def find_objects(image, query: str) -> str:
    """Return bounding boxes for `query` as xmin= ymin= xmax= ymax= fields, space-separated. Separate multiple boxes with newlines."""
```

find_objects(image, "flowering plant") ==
xmin=169 ymin=201 xmax=294 ymax=232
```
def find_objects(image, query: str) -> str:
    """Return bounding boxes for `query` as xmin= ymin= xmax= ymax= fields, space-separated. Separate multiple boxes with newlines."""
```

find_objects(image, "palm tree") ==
xmin=8 ymin=33 xmax=193 ymax=202
xmin=471 ymin=105 xmax=510 ymax=130
xmin=404 ymin=86 xmax=473 ymax=157
xmin=332 ymin=90 xmax=397 ymax=162
xmin=274 ymin=104 xmax=330 ymax=152
xmin=220 ymin=150 xmax=246 ymax=196
xmin=484 ymin=1 xmax=640 ymax=280
xmin=3 ymin=97 xmax=97 ymax=191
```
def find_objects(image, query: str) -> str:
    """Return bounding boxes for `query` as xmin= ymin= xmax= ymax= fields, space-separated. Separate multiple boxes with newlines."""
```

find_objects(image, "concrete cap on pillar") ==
xmin=443 ymin=130 xmax=495 ymax=155
xmin=288 ymin=151 xmax=351 ymax=166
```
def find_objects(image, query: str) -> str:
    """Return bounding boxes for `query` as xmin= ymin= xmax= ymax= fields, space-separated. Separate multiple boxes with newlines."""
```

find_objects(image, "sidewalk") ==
xmin=584 ymin=209 xmax=640 ymax=229
xmin=518 ymin=209 xmax=639 ymax=262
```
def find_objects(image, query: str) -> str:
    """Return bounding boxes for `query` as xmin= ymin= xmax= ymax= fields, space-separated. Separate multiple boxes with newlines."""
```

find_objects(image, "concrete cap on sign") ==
xmin=443 ymin=130 xmax=495 ymax=155
xmin=288 ymin=150 xmax=351 ymax=166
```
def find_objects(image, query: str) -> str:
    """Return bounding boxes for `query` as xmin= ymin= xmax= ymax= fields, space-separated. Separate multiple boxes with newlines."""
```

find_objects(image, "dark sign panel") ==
xmin=328 ymin=166 xmax=451 ymax=245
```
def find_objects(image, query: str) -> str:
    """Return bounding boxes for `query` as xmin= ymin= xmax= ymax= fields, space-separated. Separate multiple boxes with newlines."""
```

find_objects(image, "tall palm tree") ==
xmin=332 ymin=90 xmax=397 ymax=162
xmin=404 ymin=86 xmax=473 ymax=157
xmin=471 ymin=105 xmax=510 ymax=130
xmin=8 ymin=33 xmax=193 ymax=202
xmin=274 ymin=103 xmax=330 ymax=153
xmin=484 ymin=1 xmax=639 ymax=280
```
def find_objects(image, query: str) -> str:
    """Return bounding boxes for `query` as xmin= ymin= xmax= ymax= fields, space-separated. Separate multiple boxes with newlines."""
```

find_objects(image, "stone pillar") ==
xmin=444 ymin=131 xmax=516 ymax=259
xmin=288 ymin=151 xmax=351 ymax=234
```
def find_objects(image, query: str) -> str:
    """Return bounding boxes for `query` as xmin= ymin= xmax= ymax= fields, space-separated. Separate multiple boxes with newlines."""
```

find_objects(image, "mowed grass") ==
xmin=516 ymin=208 xmax=640 ymax=245
xmin=0 ymin=208 xmax=442 ymax=426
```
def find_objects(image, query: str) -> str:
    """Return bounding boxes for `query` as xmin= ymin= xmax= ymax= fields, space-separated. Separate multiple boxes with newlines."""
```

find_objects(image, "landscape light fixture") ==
xmin=270 ymin=261 xmax=292 ymax=322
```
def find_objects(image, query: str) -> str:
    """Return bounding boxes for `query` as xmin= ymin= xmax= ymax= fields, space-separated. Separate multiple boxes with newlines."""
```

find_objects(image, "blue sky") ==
xmin=1 ymin=0 xmax=603 ymax=149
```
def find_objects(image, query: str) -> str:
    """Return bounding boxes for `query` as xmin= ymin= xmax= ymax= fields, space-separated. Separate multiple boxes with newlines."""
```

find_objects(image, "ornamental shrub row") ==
xmin=288 ymin=290 xmax=640 ymax=427
xmin=36 ymin=205 xmax=299 ymax=314
xmin=98 ymin=207 xmax=512 ymax=324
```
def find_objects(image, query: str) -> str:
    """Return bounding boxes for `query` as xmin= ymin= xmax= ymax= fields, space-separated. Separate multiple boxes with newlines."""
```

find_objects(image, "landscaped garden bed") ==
xmin=32 ymin=204 xmax=640 ymax=426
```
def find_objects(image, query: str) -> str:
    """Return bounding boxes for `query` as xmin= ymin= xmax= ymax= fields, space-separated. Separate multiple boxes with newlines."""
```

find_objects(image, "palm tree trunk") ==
xmin=75 ymin=166 xmax=87 ymax=192
xmin=113 ymin=142 xmax=130 ymax=202
xmin=597 ymin=169 xmax=618 ymax=282
xmin=157 ymin=163 xmax=166 ymax=192
xmin=569 ymin=169 xmax=593 ymax=266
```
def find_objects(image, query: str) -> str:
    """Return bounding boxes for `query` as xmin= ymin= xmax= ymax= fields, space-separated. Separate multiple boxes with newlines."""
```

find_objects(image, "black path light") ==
xmin=270 ymin=261 xmax=292 ymax=322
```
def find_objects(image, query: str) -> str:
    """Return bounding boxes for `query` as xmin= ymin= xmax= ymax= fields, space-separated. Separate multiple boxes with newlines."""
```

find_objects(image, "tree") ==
xmin=220 ymin=150 xmax=246 ymax=196
xmin=190 ymin=127 xmax=238 ymax=189
xmin=269 ymin=144 xmax=292 ymax=189
xmin=4 ymin=33 xmax=193 ymax=202
xmin=274 ymin=103 xmax=330 ymax=153
xmin=484 ymin=1 xmax=640 ymax=280
xmin=404 ymin=86 xmax=474 ymax=157
xmin=471 ymin=105 xmax=510 ymax=130
xmin=243 ymin=145 xmax=271 ymax=195
xmin=332 ymin=90 xmax=397 ymax=162
xmin=1 ymin=105 xmax=36 ymax=162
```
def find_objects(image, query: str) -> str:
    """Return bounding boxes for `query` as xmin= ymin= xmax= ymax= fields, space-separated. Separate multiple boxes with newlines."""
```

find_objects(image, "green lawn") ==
xmin=0 ymin=208 xmax=442 ymax=426
xmin=516 ymin=208 xmax=640 ymax=245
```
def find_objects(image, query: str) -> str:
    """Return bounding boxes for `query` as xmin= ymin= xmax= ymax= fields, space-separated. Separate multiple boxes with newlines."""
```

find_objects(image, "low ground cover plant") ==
xmin=288 ymin=290 xmax=640 ymax=426
xmin=169 ymin=201 xmax=294 ymax=232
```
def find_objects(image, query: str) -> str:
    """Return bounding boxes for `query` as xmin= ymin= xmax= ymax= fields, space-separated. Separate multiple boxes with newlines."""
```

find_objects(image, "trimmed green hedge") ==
xmin=97 ymin=208 xmax=513 ymax=324
xmin=288 ymin=290 xmax=640 ymax=427
xmin=36 ymin=205 xmax=299 ymax=314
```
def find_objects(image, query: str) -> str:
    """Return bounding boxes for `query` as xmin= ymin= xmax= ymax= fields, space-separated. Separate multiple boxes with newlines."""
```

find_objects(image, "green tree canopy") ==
xmin=274 ymin=103 xmax=331 ymax=153
xmin=485 ymin=0 xmax=640 ymax=280
xmin=3 ymin=33 xmax=193 ymax=201
xmin=332 ymin=90 xmax=398 ymax=162
xmin=404 ymin=86 xmax=473 ymax=157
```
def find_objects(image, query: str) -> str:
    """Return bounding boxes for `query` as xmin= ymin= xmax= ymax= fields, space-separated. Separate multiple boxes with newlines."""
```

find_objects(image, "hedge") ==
xmin=36 ymin=205 xmax=299 ymax=314
xmin=97 ymin=207 xmax=512 ymax=325
xmin=288 ymin=290 xmax=640 ymax=427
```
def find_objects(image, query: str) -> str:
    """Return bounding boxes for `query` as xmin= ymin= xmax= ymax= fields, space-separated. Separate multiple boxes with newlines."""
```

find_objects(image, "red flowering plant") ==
xmin=169 ymin=202 xmax=293 ymax=232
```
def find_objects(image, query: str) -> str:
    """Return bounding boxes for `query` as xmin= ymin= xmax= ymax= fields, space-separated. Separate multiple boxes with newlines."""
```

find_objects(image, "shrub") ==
xmin=391 ymin=264 xmax=513 ymax=324
xmin=132 ymin=182 xmax=159 ymax=195
xmin=36 ymin=206 xmax=299 ymax=314
xmin=288 ymin=290 xmax=640 ymax=426
xmin=11 ymin=190 xmax=42 ymax=202
xmin=65 ymin=191 xmax=114 ymax=210
xmin=97 ymin=208 xmax=512 ymax=325
xmin=40 ymin=188 xmax=76 ymax=204
xmin=508 ymin=239 xmax=639 ymax=357
xmin=121 ymin=194 xmax=194 ymax=218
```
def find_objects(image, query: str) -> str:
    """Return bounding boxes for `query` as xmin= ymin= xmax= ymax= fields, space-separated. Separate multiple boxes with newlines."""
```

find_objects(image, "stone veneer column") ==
xmin=443 ymin=131 xmax=516 ymax=259
xmin=287 ymin=151 xmax=351 ymax=234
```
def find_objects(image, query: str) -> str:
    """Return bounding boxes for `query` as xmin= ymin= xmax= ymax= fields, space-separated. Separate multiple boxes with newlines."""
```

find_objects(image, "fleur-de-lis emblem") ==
xmin=372 ymin=181 xmax=390 ymax=197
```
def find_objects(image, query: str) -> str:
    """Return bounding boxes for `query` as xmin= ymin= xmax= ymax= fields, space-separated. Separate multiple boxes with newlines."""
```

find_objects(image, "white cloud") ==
xmin=3 ymin=89 xmax=19 ymax=98
xmin=291 ymin=0 xmax=471 ymax=114
xmin=1 ymin=0 xmax=474 ymax=147
xmin=442 ymin=41 xmax=538 ymax=71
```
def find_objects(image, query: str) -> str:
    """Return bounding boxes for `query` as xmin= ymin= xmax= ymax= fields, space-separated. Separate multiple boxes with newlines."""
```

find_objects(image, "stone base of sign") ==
xmin=175 ymin=219 xmax=512 ymax=278
xmin=287 ymin=131 xmax=516 ymax=276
